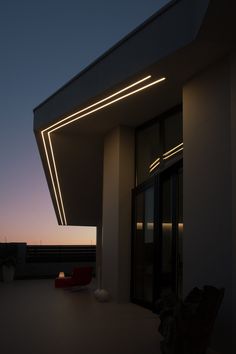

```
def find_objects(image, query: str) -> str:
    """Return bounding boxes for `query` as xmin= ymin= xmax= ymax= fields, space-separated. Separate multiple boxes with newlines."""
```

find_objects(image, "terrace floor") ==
xmin=0 ymin=279 xmax=161 ymax=354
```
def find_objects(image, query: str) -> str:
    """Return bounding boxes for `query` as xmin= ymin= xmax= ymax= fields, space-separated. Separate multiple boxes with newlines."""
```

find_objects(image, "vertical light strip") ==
xmin=48 ymin=132 xmax=67 ymax=225
xmin=40 ymin=131 xmax=64 ymax=224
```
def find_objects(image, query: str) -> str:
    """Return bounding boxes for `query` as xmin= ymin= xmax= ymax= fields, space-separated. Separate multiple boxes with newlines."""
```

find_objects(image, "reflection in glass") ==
xmin=164 ymin=112 xmax=183 ymax=153
xmin=161 ymin=178 xmax=173 ymax=295
xmin=163 ymin=142 xmax=183 ymax=161
xmin=133 ymin=186 xmax=154 ymax=303
xmin=177 ymin=169 xmax=183 ymax=298
xmin=136 ymin=111 xmax=183 ymax=186
xmin=136 ymin=122 xmax=161 ymax=185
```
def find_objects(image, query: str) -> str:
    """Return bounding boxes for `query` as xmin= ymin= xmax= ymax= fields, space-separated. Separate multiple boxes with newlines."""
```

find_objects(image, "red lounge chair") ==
xmin=55 ymin=266 xmax=92 ymax=288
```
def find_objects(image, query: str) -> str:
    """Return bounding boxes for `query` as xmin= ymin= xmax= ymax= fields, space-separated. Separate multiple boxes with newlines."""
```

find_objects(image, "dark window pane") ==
xmin=136 ymin=122 xmax=161 ymax=185
xmin=161 ymin=177 xmax=173 ymax=294
xmin=164 ymin=113 xmax=183 ymax=154
xmin=133 ymin=186 xmax=154 ymax=303
xmin=177 ymin=169 xmax=183 ymax=298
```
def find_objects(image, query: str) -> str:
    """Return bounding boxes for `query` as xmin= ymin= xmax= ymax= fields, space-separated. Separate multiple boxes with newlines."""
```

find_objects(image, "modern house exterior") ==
xmin=34 ymin=0 xmax=236 ymax=352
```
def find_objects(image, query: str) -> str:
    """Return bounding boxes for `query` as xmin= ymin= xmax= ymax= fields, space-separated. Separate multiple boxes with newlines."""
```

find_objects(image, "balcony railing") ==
xmin=26 ymin=245 xmax=96 ymax=263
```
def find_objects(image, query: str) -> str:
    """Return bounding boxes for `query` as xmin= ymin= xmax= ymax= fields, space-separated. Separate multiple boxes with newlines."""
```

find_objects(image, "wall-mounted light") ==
xmin=136 ymin=222 xmax=143 ymax=230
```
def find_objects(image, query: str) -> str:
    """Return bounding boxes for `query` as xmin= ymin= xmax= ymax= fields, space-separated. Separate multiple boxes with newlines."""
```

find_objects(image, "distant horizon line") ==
xmin=0 ymin=242 xmax=96 ymax=246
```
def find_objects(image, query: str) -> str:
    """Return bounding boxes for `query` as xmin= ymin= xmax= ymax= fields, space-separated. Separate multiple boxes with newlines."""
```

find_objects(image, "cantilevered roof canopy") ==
xmin=34 ymin=0 xmax=236 ymax=226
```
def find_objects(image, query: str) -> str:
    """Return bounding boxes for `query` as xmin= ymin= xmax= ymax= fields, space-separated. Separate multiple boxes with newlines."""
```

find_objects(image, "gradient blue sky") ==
xmin=0 ymin=0 xmax=169 ymax=245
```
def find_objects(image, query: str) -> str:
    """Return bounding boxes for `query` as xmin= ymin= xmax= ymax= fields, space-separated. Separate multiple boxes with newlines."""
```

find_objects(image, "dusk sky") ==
xmin=0 ymin=0 xmax=169 ymax=245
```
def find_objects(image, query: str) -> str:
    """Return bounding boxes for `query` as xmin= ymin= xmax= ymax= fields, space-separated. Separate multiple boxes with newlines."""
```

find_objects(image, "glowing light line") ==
xmin=41 ymin=75 xmax=166 ymax=224
xmin=163 ymin=147 xmax=183 ymax=160
xmin=49 ymin=77 xmax=166 ymax=133
xmin=162 ymin=222 xmax=184 ymax=228
xmin=136 ymin=222 xmax=143 ymax=230
xmin=42 ymin=75 xmax=151 ymax=133
xmin=48 ymin=133 xmax=67 ymax=225
xmin=163 ymin=142 xmax=183 ymax=157
xmin=40 ymin=131 xmax=64 ymax=225
xmin=149 ymin=161 xmax=160 ymax=173
xmin=149 ymin=157 xmax=160 ymax=169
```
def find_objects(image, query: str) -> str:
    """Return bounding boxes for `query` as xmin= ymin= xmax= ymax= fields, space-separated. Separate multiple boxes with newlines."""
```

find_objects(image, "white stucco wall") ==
xmin=102 ymin=126 xmax=134 ymax=301
xmin=183 ymin=58 xmax=232 ymax=353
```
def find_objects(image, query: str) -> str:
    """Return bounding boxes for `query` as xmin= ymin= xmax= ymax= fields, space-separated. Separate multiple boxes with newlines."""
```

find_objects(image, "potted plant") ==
xmin=0 ymin=256 xmax=16 ymax=283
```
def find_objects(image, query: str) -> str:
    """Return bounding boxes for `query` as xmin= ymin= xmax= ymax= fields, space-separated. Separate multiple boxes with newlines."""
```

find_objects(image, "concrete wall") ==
xmin=102 ymin=126 xmax=134 ymax=301
xmin=230 ymin=51 xmax=236 ymax=354
xmin=183 ymin=58 xmax=232 ymax=353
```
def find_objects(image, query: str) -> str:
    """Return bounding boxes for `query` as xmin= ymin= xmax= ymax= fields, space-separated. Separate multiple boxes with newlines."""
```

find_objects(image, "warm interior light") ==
xmin=41 ymin=75 xmax=166 ymax=225
xmin=136 ymin=222 xmax=143 ymax=230
xmin=147 ymin=222 xmax=154 ymax=230
xmin=137 ymin=222 xmax=183 ymax=231
xmin=162 ymin=223 xmax=184 ymax=230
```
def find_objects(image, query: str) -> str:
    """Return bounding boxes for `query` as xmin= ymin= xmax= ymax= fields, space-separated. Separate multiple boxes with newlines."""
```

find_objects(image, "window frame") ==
xmin=135 ymin=104 xmax=183 ymax=186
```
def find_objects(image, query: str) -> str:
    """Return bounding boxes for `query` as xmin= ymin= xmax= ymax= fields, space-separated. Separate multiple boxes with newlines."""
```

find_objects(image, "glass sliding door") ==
xmin=133 ymin=106 xmax=183 ymax=309
xmin=177 ymin=168 xmax=183 ymax=298
xmin=132 ymin=182 xmax=154 ymax=306
xmin=160 ymin=175 xmax=174 ymax=295
xmin=158 ymin=164 xmax=183 ymax=298
xmin=131 ymin=161 xmax=183 ymax=309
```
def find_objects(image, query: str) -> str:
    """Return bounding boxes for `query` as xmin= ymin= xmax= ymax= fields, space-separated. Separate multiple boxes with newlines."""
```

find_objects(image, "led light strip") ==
xmin=48 ymin=133 xmax=67 ymax=225
xmin=41 ymin=75 xmax=154 ymax=224
xmin=149 ymin=142 xmax=183 ymax=174
xmin=163 ymin=142 xmax=183 ymax=158
xmin=49 ymin=77 xmax=166 ymax=133
xmin=41 ymin=131 xmax=64 ymax=224
xmin=149 ymin=161 xmax=160 ymax=173
xmin=162 ymin=223 xmax=184 ymax=228
xmin=149 ymin=157 xmax=160 ymax=169
xmin=163 ymin=147 xmax=183 ymax=160
xmin=41 ymin=75 xmax=166 ymax=225
xmin=42 ymin=75 xmax=151 ymax=134
xmin=149 ymin=157 xmax=160 ymax=173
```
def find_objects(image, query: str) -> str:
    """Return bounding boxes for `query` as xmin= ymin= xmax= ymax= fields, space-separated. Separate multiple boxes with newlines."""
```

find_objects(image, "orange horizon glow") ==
xmin=0 ymin=224 xmax=96 ymax=246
